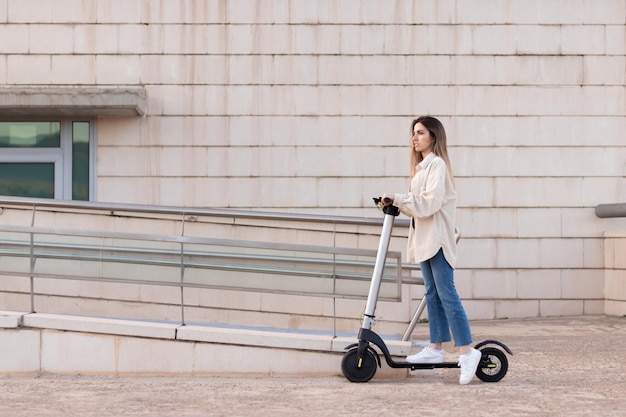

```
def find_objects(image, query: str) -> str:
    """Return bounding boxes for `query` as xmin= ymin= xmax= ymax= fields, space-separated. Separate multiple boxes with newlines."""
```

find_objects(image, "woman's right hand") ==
xmin=382 ymin=194 xmax=394 ymax=206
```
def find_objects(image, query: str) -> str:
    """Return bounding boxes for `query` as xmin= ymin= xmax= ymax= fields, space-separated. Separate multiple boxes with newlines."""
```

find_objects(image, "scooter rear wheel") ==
xmin=475 ymin=347 xmax=508 ymax=382
xmin=341 ymin=347 xmax=378 ymax=382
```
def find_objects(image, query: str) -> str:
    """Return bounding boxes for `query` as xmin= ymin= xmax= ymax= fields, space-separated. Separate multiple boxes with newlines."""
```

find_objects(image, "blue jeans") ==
xmin=420 ymin=248 xmax=473 ymax=347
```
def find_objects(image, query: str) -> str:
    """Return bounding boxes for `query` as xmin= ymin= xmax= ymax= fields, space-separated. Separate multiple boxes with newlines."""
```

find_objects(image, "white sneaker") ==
xmin=406 ymin=346 xmax=444 ymax=364
xmin=458 ymin=348 xmax=482 ymax=385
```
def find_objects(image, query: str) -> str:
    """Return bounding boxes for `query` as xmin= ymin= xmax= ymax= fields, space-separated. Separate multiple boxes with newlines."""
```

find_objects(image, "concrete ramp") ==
xmin=0 ymin=311 xmax=411 ymax=378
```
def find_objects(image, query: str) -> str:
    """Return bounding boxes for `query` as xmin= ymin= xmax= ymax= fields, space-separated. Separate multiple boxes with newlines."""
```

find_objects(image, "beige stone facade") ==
xmin=0 ymin=0 xmax=625 ymax=318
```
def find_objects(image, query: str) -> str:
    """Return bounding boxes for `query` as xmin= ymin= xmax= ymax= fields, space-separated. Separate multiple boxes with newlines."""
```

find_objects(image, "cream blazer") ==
xmin=393 ymin=152 xmax=457 ymax=268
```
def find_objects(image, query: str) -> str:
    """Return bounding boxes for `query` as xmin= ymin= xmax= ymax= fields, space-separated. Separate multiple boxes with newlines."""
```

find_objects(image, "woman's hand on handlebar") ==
xmin=382 ymin=194 xmax=394 ymax=206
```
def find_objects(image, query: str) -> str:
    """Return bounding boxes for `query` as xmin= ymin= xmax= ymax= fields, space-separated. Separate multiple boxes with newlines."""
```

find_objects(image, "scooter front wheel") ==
xmin=475 ymin=347 xmax=508 ymax=382
xmin=341 ymin=347 xmax=378 ymax=382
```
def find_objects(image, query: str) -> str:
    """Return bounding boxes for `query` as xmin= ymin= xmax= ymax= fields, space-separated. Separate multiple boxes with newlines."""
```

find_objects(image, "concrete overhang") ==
xmin=0 ymin=87 xmax=147 ymax=118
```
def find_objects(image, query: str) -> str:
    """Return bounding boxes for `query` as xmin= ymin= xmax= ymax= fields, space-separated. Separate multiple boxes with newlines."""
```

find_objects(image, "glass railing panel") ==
xmin=182 ymin=242 xmax=338 ymax=295
xmin=0 ymin=224 xmax=403 ymax=301
xmin=181 ymin=242 xmax=402 ymax=300
xmin=332 ymin=253 xmax=401 ymax=300
xmin=97 ymin=237 xmax=181 ymax=284
xmin=0 ymin=229 xmax=32 ymax=275
xmin=31 ymin=232 xmax=107 ymax=279
xmin=30 ymin=233 xmax=182 ymax=284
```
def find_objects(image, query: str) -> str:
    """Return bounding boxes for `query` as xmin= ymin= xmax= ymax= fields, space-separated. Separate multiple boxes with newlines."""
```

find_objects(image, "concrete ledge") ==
xmin=0 ymin=316 xmax=19 ymax=328
xmin=0 ymin=310 xmax=27 ymax=328
xmin=17 ymin=313 xmax=415 ymax=357
xmin=178 ymin=324 xmax=414 ymax=357
xmin=22 ymin=313 xmax=178 ymax=339
xmin=1 ymin=312 xmax=415 ymax=377
xmin=178 ymin=325 xmax=335 ymax=351
xmin=0 ymin=87 xmax=147 ymax=117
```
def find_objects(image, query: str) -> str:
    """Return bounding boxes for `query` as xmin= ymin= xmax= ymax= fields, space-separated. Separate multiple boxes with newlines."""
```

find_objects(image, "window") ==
xmin=0 ymin=120 xmax=95 ymax=200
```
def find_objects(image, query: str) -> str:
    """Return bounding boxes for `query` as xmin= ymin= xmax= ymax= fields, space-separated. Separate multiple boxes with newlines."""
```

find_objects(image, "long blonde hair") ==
xmin=409 ymin=116 xmax=456 ymax=188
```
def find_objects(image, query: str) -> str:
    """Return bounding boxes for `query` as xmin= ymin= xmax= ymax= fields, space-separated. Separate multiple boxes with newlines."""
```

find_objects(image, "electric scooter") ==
xmin=341 ymin=197 xmax=512 ymax=383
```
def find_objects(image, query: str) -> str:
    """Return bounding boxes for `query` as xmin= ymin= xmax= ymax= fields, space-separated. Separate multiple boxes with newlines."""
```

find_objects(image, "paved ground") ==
xmin=0 ymin=315 xmax=625 ymax=417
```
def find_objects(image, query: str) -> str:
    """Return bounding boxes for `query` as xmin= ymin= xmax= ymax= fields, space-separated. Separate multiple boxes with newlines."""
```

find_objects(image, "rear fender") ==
xmin=474 ymin=339 xmax=513 ymax=355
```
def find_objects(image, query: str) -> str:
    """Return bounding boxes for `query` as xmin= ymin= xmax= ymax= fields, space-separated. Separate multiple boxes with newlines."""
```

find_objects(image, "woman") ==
xmin=382 ymin=116 xmax=481 ymax=385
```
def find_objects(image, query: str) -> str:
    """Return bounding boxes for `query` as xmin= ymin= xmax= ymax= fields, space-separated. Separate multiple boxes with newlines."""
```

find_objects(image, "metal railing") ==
xmin=0 ymin=195 xmax=414 ymax=227
xmin=595 ymin=203 xmax=626 ymax=218
xmin=0 ymin=196 xmax=419 ymax=332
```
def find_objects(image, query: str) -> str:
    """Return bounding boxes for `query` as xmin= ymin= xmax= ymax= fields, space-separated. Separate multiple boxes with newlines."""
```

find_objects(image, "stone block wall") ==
xmin=1 ymin=0 xmax=625 ymax=318
xmin=604 ymin=232 xmax=626 ymax=316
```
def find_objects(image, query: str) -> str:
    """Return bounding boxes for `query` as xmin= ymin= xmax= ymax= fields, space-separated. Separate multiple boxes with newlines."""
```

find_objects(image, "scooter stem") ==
xmin=362 ymin=203 xmax=399 ymax=330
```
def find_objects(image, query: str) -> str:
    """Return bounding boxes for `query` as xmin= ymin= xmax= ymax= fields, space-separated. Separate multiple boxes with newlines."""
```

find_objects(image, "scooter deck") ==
xmin=357 ymin=328 xmax=464 ymax=370
xmin=388 ymin=360 xmax=460 ymax=370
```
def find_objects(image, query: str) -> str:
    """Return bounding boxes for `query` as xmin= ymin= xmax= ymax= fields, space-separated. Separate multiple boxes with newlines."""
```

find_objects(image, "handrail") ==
xmin=0 ymin=196 xmax=446 ymax=280
xmin=0 ymin=195 xmax=411 ymax=227
xmin=0 ymin=195 xmax=423 ymax=273
xmin=595 ymin=203 xmax=626 ymax=219
xmin=0 ymin=225 xmax=403 ymax=278
xmin=0 ymin=197 xmax=417 ymax=335
xmin=0 ymin=224 xmax=403 ymax=292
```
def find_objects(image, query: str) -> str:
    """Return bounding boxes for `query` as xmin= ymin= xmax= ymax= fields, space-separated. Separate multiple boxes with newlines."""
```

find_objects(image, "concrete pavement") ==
xmin=0 ymin=315 xmax=624 ymax=417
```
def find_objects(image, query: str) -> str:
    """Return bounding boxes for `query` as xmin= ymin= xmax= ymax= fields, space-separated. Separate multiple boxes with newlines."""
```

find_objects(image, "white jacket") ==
xmin=393 ymin=152 xmax=457 ymax=268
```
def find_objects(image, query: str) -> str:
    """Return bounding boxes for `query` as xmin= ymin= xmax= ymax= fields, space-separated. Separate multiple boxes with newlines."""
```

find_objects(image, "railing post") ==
xmin=179 ymin=213 xmax=186 ymax=326
xmin=29 ymin=204 xmax=37 ymax=313
xmin=332 ymin=221 xmax=337 ymax=338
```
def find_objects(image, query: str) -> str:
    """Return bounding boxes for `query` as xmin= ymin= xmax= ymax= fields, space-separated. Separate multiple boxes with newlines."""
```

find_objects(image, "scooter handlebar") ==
xmin=373 ymin=197 xmax=400 ymax=216
xmin=373 ymin=197 xmax=392 ymax=205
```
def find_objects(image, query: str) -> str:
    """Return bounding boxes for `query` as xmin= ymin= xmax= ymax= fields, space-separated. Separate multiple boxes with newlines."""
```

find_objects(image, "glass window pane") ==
xmin=0 ymin=163 xmax=55 ymax=198
xmin=72 ymin=122 xmax=90 ymax=200
xmin=0 ymin=122 xmax=61 ymax=147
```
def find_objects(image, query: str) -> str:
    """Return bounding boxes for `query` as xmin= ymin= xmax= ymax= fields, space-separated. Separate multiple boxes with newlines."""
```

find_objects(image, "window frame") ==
xmin=0 ymin=118 xmax=97 ymax=200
